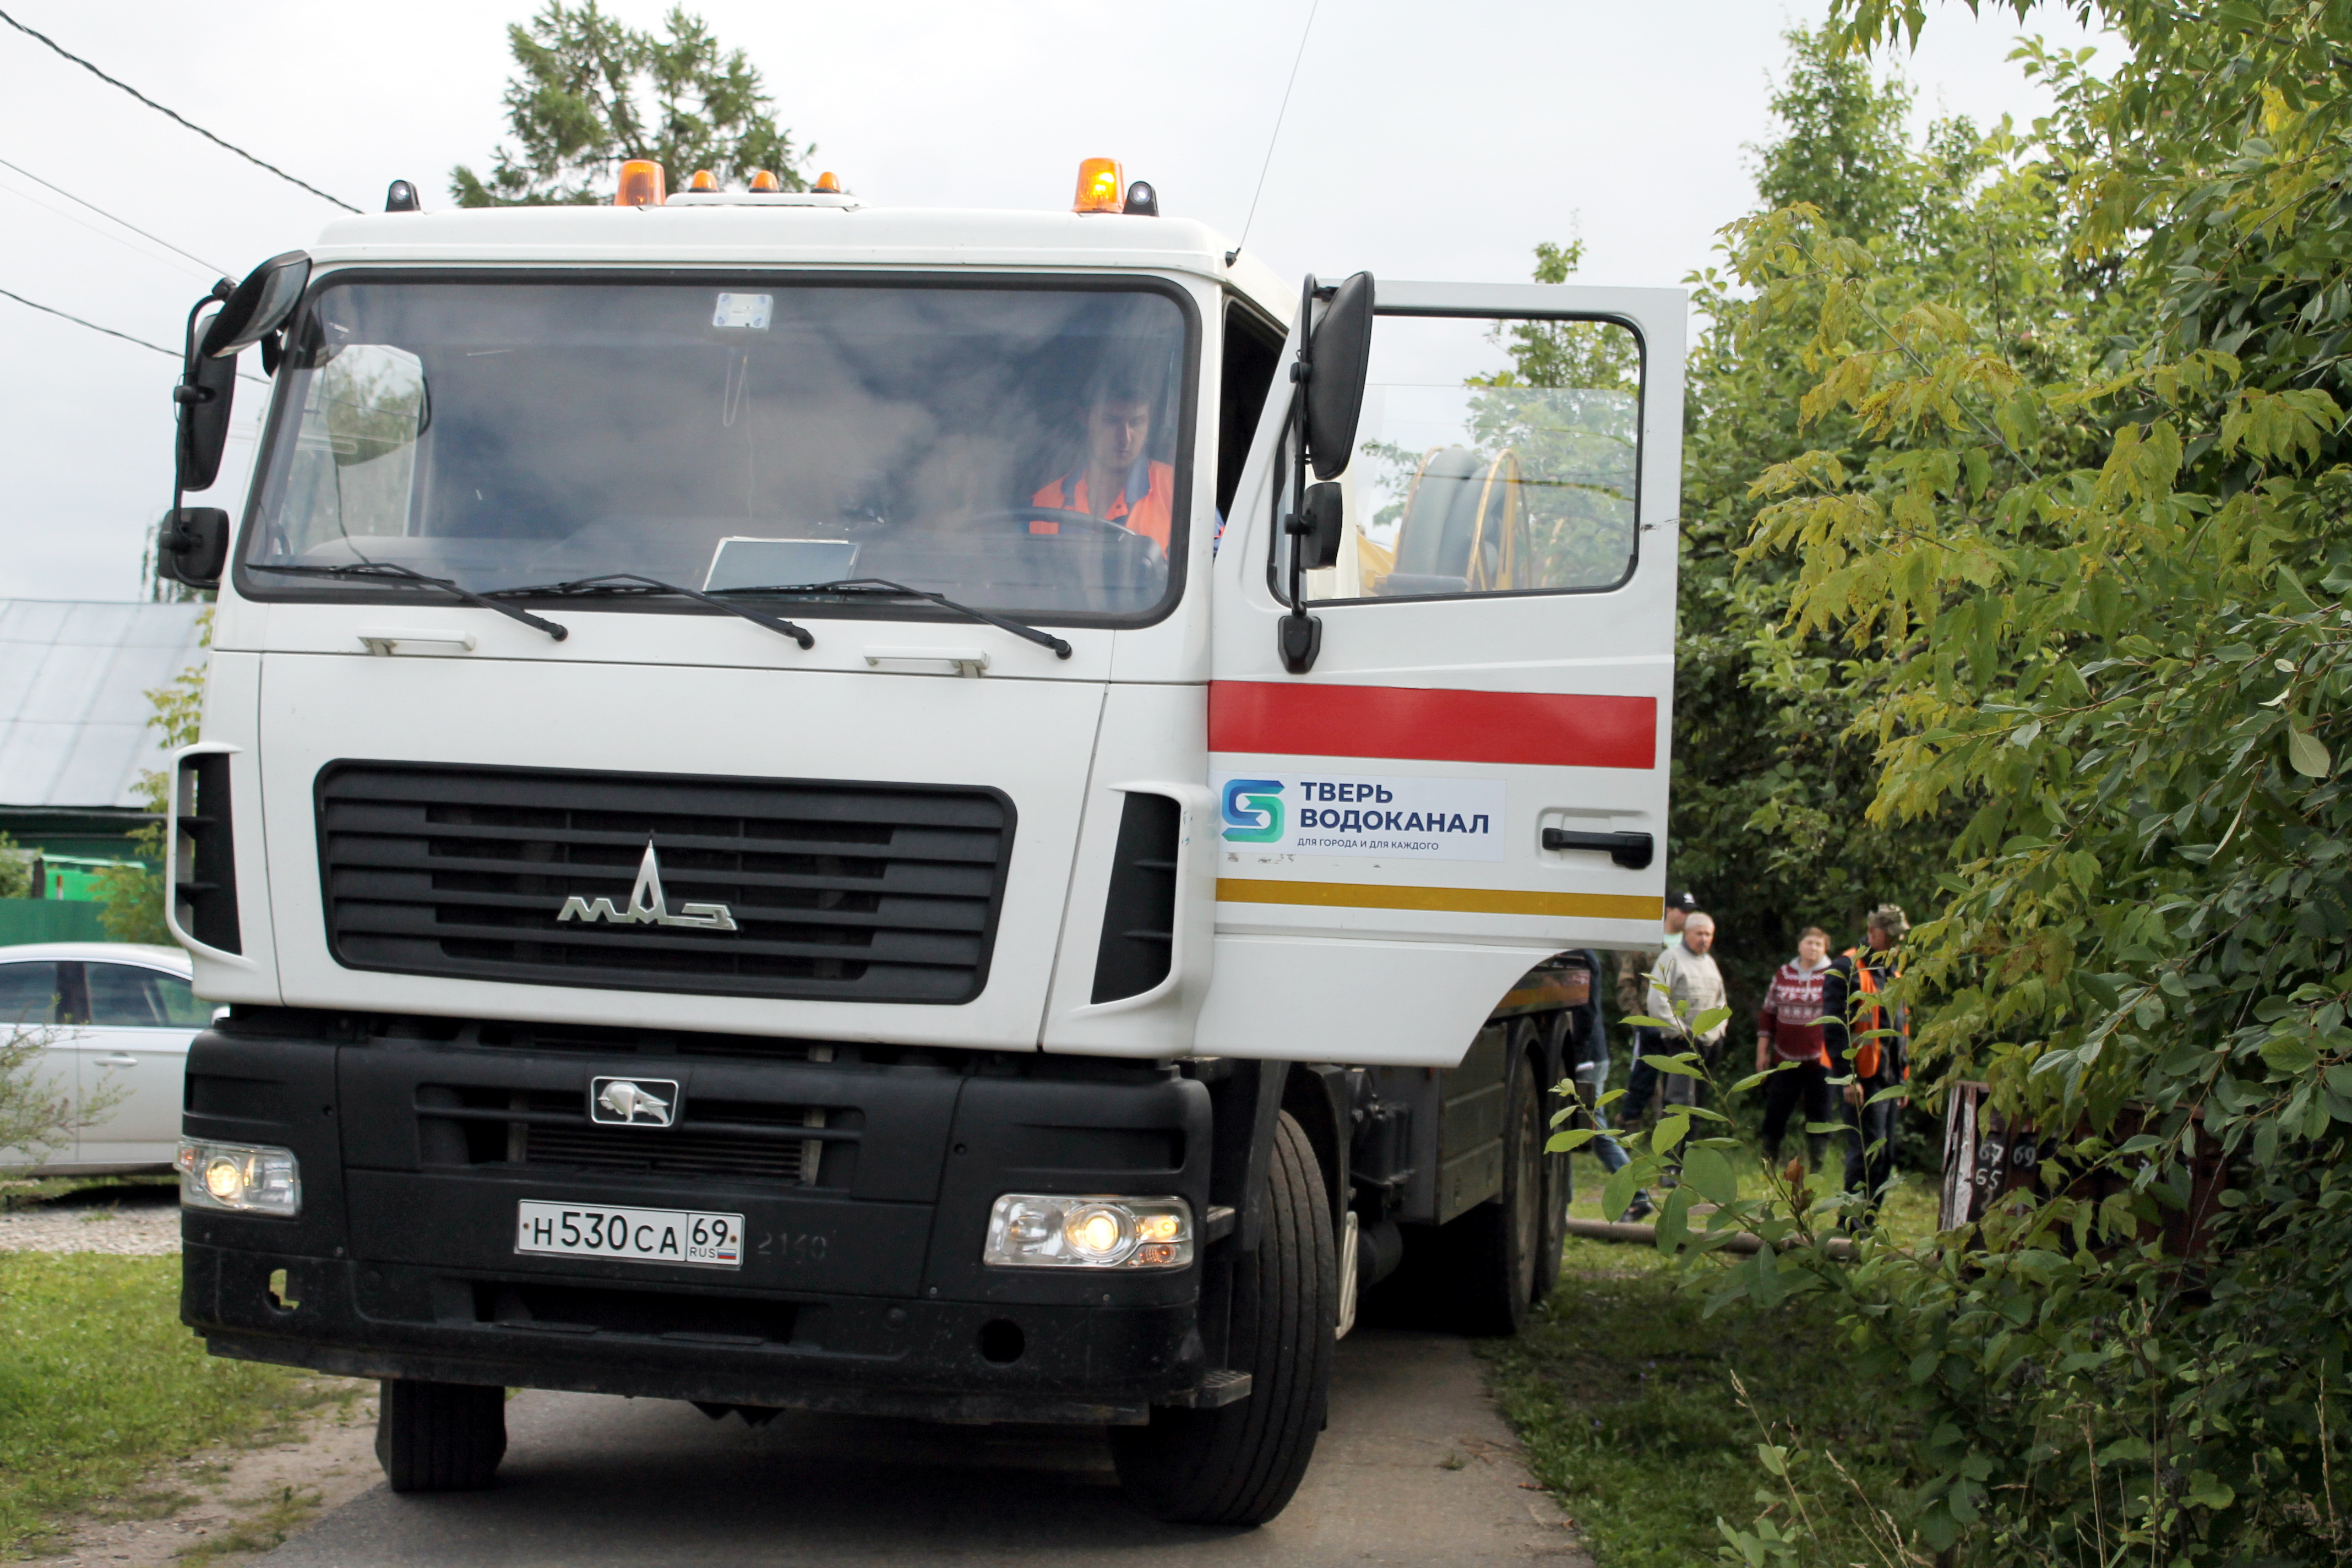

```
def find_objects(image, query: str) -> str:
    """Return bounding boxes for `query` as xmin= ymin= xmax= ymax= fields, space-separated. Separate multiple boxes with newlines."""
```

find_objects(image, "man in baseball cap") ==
xmin=1615 ymin=890 xmax=1702 ymax=1142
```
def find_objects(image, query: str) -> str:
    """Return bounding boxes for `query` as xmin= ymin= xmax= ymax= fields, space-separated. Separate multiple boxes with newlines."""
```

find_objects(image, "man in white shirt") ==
xmin=1646 ymin=912 xmax=1728 ymax=1113
xmin=1618 ymin=890 xmax=1697 ymax=1126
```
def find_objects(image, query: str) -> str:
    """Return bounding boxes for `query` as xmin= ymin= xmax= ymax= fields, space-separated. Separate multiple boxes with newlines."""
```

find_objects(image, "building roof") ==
xmin=0 ymin=601 xmax=208 ymax=809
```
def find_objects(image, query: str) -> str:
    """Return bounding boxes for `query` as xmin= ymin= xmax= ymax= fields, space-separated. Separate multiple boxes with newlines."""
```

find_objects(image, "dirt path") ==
xmin=31 ymin=1384 xmax=379 ymax=1568
xmin=246 ymin=1330 xmax=1588 ymax=1567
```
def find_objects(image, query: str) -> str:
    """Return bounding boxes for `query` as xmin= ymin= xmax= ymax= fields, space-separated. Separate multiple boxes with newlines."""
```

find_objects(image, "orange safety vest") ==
xmin=1031 ymin=459 xmax=1174 ymax=552
xmin=1842 ymin=946 xmax=1901 ymax=1080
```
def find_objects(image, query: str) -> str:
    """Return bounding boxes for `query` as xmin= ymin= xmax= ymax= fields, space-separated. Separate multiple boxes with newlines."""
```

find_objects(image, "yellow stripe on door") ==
xmin=1215 ymin=879 xmax=1663 ymax=921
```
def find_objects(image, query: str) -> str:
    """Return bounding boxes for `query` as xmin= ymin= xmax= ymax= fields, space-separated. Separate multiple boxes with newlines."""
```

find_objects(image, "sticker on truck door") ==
xmin=1213 ymin=772 xmax=1504 ymax=861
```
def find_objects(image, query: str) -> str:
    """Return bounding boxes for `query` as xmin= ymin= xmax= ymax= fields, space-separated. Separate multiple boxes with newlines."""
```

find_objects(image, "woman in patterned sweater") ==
xmin=1754 ymin=927 xmax=1836 ymax=1173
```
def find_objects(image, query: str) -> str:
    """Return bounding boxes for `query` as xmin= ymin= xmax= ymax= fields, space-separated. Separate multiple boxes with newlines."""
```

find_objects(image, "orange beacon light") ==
xmin=1072 ymin=158 xmax=1121 ymax=214
xmin=615 ymin=160 xmax=666 ymax=207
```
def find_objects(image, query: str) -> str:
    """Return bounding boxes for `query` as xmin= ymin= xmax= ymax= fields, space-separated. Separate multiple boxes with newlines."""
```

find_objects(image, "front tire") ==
xmin=375 ymin=1379 xmax=507 ymax=1493
xmin=1112 ymin=1110 xmax=1334 ymax=1526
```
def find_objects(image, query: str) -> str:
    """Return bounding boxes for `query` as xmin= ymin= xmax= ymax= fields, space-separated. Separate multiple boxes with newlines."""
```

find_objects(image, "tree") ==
xmin=451 ymin=2 xmax=813 ymax=206
xmin=94 ymin=613 xmax=209 ymax=948
xmin=0 ymin=1027 xmax=89 ymax=1174
xmin=1661 ymin=29 xmax=2004 ymax=1003
xmin=1643 ymin=6 xmax=2352 ymax=1562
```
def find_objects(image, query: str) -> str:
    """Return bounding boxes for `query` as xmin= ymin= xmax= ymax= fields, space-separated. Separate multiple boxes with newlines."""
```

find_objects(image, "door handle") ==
xmin=99 ymin=1052 xmax=139 ymax=1066
xmin=357 ymin=629 xmax=478 ymax=656
xmin=863 ymin=647 xmax=989 ymax=678
xmin=1541 ymin=828 xmax=1654 ymax=870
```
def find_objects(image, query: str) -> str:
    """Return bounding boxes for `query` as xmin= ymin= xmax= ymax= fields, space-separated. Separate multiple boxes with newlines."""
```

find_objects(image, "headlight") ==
xmin=176 ymin=1139 xmax=301 ymax=1217
xmin=983 ymin=1194 xmax=1192 ymax=1270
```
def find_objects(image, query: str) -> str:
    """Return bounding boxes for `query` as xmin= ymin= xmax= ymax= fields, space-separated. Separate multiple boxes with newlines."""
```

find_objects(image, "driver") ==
xmin=1028 ymin=377 xmax=1174 ymax=552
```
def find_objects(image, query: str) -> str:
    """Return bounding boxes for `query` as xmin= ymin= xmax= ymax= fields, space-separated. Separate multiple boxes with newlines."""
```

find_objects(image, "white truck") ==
xmin=156 ymin=158 xmax=1681 ymax=1525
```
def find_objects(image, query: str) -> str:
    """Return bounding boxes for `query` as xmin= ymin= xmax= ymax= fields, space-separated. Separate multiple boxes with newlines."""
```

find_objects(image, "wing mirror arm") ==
xmin=1276 ymin=272 xmax=1373 ymax=675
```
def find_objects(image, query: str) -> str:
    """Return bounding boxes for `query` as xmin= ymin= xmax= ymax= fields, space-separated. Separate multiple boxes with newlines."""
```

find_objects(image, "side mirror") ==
xmin=1303 ymin=271 xmax=1374 ymax=480
xmin=156 ymin=507 xmax=231 ymax=589
xmin=1289 ymin=482 xmax=1345 ymax=571
xmin=175 ymin=302 xmax=237 ymax=492
xmin=202 ymin=251 xmax=310 ymax=361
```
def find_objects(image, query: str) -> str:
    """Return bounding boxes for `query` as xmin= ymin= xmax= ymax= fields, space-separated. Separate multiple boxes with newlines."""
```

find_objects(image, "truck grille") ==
xmin=520 ymin=1122 xmax=810 ymax=1183
xmin=317 ymin=762 xmax=1013 ymax=1004
xmin=416 ymin=1085 xmax=846 ymax=1186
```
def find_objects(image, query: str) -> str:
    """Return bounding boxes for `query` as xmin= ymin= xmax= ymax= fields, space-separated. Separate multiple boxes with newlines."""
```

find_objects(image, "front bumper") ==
xmin=185 ymin=1241 xmax=1199 ymax=1423
xmin=179 ymin=1012 xmax=1217 ymax=1424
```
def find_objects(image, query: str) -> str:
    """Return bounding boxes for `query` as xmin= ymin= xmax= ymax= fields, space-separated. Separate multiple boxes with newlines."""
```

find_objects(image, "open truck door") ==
xmin=1196 ymin=276 xmax=1684 ymax=1066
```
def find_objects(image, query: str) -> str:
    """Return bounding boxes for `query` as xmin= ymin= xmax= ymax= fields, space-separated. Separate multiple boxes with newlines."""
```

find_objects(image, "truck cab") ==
xmin=161 ymin=161 xmax=1681 ymax=1525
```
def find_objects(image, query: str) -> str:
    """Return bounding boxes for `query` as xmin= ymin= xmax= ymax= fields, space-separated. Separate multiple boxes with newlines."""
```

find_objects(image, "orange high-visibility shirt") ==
xmin=1030 ymin=459 xmax=1174 ymax=552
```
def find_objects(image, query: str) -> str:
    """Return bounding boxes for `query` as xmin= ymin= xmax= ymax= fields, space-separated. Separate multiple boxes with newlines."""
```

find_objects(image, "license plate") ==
xmin=514 ymin=1201 xmax=744 ymax=1270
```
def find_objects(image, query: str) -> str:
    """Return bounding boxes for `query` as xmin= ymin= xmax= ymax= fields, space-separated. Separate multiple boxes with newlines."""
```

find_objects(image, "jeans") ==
xmin=1623 ymin=1028 xmax=1662 ymax=1126
xmin=1842 ymin=1086 xmax=1899 ymax=1209
xmin=1572 ymin=1064 xmax=1632 ymax=1175
xmin=1760 ymin=1060 xmax=1834 ymax=1170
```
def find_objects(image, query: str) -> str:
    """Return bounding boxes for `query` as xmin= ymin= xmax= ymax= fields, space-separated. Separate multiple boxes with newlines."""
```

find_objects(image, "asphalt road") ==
xmin=252 ymin=1327 xmax=1589 ymax=1567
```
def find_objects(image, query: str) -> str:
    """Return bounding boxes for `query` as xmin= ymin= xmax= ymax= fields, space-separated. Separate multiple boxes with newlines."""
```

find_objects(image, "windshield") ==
xmin=238 ymin=276 xmax=1195 ymax=620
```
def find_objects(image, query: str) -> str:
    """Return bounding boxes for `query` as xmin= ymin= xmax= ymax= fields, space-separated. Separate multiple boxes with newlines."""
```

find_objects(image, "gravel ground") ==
xmin=0 ymin=1191 xmax=181 ymax=1255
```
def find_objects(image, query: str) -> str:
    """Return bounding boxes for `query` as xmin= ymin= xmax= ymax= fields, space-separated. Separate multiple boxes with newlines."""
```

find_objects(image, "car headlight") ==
xmin=983 ymin=1194 xmax=1192 ymax=1270
xmin=176 ymin=1139 xmax=301 ymax=1217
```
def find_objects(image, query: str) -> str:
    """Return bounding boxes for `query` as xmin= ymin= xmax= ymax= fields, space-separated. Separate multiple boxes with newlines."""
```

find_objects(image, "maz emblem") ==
xmin=557 ymin=841 xmax=738 ymax=931
xmin=591 ymin=1076 xmax=677 ymax=1128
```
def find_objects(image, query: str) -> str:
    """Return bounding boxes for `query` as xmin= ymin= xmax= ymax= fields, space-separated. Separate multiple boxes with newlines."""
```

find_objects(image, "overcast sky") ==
xmin=0 ymin=0 xmax=2111 ymax=601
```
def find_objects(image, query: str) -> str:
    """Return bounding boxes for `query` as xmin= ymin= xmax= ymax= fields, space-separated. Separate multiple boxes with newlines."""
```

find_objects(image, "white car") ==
xmin=0 ymin=941 xmax=211 ymax=1174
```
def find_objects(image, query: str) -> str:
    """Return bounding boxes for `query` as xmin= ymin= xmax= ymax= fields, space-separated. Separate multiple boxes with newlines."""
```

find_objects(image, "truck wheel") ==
xmin=1533 ymin=1019 xmax=1572 ymax=1305
xmin=375 ymin=1379 xmax=507 ymax=1492
xmin=1112 ymin=1110 xmax=1333 ymax=1526
xmin=1533 ymin=1140 xmax=1571 ymax=1305
xmin=1453 ymin=1039 xmax=1544 ymax=1336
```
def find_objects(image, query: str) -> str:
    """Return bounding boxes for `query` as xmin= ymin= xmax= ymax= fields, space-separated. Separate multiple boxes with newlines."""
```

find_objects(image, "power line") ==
xmin=0 ymin=176 xmax=222 ymax=284
xmin=1231 ymin=0 xmax=1320 ymax=265
xmin=0 ymin=7 xmax=360 ymax=214
xmin=0 ymin=153 xmax=230 ymax=275
xmin=0 ymin=282 xmax=265 ymax=384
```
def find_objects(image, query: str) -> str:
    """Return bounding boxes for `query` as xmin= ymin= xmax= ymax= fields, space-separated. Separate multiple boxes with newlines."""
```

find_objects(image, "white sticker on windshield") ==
xmin=712 ymin=292 xmax=772 ymax=330
xmin=1213 ymin=772 xmax=1505 ymax=861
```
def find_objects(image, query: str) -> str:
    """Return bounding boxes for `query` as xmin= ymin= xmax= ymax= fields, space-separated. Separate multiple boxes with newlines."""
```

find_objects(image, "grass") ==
xmin=1482 ymin=1148 xmax=1940 ymax=1568
xmin=0 ymin=1251 xmax=347 ymax=1557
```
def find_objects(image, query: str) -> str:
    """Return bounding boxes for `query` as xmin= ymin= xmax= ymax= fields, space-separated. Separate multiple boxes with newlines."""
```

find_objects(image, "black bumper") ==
xmin=180 ymin=1015 xmax=1218 ymax=1424
xmin=184 ymin=1241 xmax=1199 ymax=1424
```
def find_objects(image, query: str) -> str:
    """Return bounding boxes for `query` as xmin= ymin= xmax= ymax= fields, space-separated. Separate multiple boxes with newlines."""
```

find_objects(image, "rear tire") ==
xmin=1112 ymin=1110 xmax=1334 ymax=1526
xmin=375 ymin=1379 xmax=506 ymax=1493
xmin=1452 ymin=1033 xmax=1544 ymax=1336
xmin=1533 ymin=1016 xmax=1573 ymax=1306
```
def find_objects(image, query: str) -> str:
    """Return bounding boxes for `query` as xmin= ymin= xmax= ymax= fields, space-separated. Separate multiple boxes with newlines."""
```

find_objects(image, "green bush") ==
xmin=1629 ymin=4 xmax=2352 ymax=1562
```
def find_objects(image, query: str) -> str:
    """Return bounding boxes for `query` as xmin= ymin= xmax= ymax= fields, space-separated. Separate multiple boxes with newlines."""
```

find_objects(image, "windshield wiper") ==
xmin=718 ymin=579 xmax=1072 ymax=660
xmin=249 ymin=562 xmax=568 ymax=641
xmin=485 ymin=574 xmax=813 ymax=649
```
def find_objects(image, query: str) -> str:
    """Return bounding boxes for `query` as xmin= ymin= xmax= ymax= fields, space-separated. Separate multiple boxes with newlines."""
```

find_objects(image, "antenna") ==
xmin=1227 ymin=0 xmax=1321 ymax=268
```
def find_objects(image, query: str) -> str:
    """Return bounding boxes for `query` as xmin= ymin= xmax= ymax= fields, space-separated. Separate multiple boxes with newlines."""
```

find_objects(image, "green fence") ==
xmin=0 ymin=900 xmax=112 ymax=945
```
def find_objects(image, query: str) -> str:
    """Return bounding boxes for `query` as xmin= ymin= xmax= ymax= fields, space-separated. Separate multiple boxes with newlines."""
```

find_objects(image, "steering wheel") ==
xmin=968 ymin=505 xmax=1147 ymax=544
xmin=968 ymin=505 xmax=1164 ymax=603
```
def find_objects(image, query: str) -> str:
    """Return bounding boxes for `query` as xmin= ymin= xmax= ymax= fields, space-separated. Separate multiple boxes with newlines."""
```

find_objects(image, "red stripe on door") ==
xmin=1208 ymin=682 xmax=1657 ymax=770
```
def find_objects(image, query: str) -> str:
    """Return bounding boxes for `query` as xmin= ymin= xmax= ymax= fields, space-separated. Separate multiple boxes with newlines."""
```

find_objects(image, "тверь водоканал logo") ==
xmin=1221 ymin=778 xmax=1284 ymax=843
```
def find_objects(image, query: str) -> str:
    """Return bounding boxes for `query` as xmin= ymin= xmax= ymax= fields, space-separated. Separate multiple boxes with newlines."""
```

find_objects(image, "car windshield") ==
xmin=238 ymin=276 xmax=1194 ymax=621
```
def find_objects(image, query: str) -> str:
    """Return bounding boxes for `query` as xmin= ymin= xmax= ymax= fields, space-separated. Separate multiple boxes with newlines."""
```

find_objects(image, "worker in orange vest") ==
xmin=1030 ymin=377 xmax=1174 ymax=553
xmin=1821 ymin=903 xmax=1909 ymax=1216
